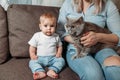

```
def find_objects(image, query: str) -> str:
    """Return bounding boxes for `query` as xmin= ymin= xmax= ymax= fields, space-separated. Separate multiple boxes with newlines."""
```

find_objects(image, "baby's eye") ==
xmin=50 ymin=25 xmax=54 ymax=27
xmin=44 ymin=25 xmax=47 ymax=27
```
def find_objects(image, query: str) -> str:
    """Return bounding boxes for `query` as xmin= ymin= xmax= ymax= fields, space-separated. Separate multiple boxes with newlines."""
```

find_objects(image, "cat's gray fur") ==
xmin=65 ymin=17 xmax=119 ymax=59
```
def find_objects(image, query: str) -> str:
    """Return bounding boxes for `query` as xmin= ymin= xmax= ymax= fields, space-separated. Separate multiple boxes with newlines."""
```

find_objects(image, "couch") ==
xmin=0 ymin=0 xmax=120 ymax=80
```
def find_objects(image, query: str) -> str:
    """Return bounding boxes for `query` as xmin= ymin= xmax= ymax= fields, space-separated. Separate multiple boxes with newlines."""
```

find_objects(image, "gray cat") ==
xmin=65 ymin=17 xmax=118 ymax=59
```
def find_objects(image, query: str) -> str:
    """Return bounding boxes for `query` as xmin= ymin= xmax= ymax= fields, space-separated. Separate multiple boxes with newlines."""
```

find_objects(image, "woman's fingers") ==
xmin=80 ymin=31 xmax=98 ymax=47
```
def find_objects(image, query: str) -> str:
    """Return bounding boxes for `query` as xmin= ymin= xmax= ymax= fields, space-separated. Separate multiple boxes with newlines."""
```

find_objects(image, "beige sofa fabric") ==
xmin=0 ymin=5 xmax=9 ymax=64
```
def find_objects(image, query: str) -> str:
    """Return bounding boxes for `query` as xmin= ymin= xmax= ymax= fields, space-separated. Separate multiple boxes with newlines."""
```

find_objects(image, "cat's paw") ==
xmin=78 ymin=53 xmax=88 ymax=58
xmin=71 ymin=55 xmax=77 ymax=60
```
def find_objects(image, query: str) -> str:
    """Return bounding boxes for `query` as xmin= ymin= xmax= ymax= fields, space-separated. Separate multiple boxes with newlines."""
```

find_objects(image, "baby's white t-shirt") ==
xmin=28 ymin=32 xmax=62 ymax=56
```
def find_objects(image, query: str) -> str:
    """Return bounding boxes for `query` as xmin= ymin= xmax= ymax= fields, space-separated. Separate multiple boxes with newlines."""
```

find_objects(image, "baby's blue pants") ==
xmin=29 ymin=56 xmax=65 ymax=73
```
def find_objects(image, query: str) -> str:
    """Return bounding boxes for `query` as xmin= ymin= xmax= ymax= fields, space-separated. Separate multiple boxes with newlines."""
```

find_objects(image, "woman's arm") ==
xmin=97 ymin=33 xmax=119 ymax=45
xmin=80 ymin=31 xmax=119 ymax=47
xmin=105 ymin=0 xmax=120 ymax=46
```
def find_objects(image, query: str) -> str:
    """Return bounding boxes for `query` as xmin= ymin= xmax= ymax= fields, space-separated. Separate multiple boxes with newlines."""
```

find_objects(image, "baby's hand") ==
xmin=73 ymin=43 xmax=78 ymax=48
xmin=56 ymin=53 xmax=62 ymax=58
xmin=31 ymin=55 xmax=38 ymax=60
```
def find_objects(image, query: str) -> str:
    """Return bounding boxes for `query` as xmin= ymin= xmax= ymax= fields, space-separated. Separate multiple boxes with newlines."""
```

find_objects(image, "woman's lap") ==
xmin=95 ymin=48 xmax=120 ymax=80
xmin=66 ymin=48 xmax=120 ymax=80
xmin=66 ymin=49 xmax=105 ymax=80
xmin=94 ymin=48 xmax=118 ymax=65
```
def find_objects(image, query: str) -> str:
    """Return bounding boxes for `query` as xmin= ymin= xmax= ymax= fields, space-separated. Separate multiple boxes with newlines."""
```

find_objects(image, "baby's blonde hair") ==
xmin=39 ymin=13 xmax=56 ymax=24
xmin=73 ymin=0 xmax=106 ymax=14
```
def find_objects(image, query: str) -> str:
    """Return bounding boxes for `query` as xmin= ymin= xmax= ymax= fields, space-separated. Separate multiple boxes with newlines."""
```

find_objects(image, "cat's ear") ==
xmin=66 ymin=15 xmax=79 ymax=23
xmin=66 ymin=16 xmax=72 ymax=23
xmin=66 ymin=16 xmax=69 ymax=22
xmin=78 ymin=17 xmax=84 ymax=23
xmin=66 ymin=17 xmax=75 ymax=24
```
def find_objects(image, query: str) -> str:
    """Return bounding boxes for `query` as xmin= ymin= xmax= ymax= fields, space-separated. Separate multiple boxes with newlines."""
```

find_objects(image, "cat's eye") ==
xmin=71 ymin=26 xmax=74 ymax=28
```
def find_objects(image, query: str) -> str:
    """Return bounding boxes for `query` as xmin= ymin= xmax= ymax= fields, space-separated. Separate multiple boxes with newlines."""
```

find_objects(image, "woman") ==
xmin=57 ymin=0 xmax=120 ymax=80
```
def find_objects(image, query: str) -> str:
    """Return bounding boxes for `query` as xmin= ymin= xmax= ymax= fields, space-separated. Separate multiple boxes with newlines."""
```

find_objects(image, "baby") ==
xmin=28 ymin=13 xmax=65 ymax=80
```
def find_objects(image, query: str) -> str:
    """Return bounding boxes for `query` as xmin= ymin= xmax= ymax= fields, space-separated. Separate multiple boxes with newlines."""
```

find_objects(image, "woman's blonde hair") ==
xmin=73 ymin=0 xmax=106 ymax=14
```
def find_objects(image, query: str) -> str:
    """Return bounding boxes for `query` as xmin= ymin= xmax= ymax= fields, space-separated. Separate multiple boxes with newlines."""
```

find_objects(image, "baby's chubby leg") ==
xmin=29 ymin=59 xmax=46 ymax=79
xmin=47 ymin=57 xmax=65 ymax=78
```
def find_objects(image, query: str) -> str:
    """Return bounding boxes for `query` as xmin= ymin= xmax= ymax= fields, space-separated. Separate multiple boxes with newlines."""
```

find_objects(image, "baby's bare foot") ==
xmin=47 ymin=70 xmax=58 ymax=79
xmin=33 ymin=72 xmax=46 ymax=80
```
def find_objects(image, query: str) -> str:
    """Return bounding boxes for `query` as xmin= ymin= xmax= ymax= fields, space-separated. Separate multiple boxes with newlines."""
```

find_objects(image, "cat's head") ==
xmin=65 ymin=16 xmax=85 ymax=36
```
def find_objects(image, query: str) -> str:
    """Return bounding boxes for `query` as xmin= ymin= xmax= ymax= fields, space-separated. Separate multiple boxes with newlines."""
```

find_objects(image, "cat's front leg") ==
xmin=79 ymin=47 xmax=91 ymax=57
xmin=72 ymin=44 xmax=82 ymax=59
xmin=72 ymin=53 xmax=78 ymax=60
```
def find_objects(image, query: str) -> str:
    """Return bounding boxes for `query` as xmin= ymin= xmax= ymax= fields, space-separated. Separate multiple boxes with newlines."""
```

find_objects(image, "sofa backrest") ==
xmin=7 ymin=4 xmax=59 ymax=58
xmin=0 ymin=5 xmax=9 ymax=64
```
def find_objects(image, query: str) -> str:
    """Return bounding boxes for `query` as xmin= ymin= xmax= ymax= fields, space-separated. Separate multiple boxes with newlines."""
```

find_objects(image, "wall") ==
xmin=32 ymin=0 xmax=65 ymax=7
xmin=0 ymin=0 xmax=65 ymax=10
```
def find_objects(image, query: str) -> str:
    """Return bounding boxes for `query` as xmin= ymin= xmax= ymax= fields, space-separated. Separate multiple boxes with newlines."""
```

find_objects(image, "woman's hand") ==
xmin=80 ymin=31 xmax=99 ymax=47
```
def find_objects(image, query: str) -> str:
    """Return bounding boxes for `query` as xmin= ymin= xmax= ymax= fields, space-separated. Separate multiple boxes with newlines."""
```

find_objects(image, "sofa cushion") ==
xmin=0 ymin=5 xmax=9 ymax=64
xmin=7 ymin=4 xmax=59 ymax=57
xmin=0 ymin=58 xmax=79 ymax=80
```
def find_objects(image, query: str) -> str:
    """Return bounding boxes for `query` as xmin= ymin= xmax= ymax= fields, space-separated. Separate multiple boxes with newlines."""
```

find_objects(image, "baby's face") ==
xmin=39 ymin=18 xmax=56 ymax=36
